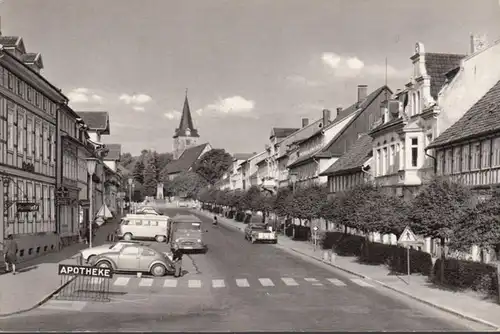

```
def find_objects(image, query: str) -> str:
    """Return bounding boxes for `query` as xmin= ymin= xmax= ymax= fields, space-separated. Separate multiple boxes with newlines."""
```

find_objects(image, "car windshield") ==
xmin=252 ymin=224 xmax=267 ymax=230
xmin=174 ymin=222 xmax=201 ymax=231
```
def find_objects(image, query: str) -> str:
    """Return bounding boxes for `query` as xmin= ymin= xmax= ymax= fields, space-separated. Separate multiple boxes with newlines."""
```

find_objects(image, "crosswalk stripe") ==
xmin=139 ymin=278 xmax=154 ymax=287
xmin=351 ymin=278 xmax=374 ymax=287
xmin=113 ymin=277 xmax=130 ymax=286
xmin=212 ymin=279 xmax=225 ymax=288
xmin=258 ymin=278 xmax=274 ymax=287
xmin=281 ymin=277 xmax=298 ymax=286
xmin=235 ymin=278 xmax=250 ymax=287
xmin=304 ymin=278 xmax=318 ymax=282
xmin=163 ymin=279 xmax=178 ymax=288
xmin=188 ymin=279 xmax=202 ymax=288
xmin=327 ymin=278 xmax=347 ymax=286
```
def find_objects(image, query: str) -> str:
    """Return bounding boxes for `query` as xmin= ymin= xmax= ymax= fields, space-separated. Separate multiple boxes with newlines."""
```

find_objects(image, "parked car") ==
xmin=93 ymin=244 xmax=174 ymax=277
xmin=79 ymin=240 xmax=143 ymax=264
xmin=244 ymin=223 xmax=277 ymax=244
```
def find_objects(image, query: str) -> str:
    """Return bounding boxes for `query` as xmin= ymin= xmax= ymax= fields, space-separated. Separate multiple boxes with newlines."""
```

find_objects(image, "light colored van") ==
xmin=117 ymin=214 xmax=171 ymax=243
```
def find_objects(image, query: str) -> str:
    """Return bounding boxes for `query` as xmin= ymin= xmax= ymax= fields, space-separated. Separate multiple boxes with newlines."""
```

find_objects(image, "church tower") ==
xmin=172 ymin=90 xmax=200 ymax=160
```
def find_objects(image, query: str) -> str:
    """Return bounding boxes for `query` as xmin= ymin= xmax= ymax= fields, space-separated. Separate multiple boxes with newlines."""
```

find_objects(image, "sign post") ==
xmin=397 ymin=226 xmax=423 ymax=285
xmin=313 ymin=226 xmax=319 ymax=251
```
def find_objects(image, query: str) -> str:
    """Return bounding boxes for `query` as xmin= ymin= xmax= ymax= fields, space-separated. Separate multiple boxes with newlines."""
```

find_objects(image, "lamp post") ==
xmin=289 ymin=172 xmax=298 ymax=238
xmin=86 ymin=158 xmax=98 ymax=248
xmin=128 ymin=177 xmax=133 ymax=212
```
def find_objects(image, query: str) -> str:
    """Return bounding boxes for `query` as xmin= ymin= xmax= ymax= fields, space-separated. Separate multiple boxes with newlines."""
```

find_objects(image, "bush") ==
xmin=227 ymin=210 xmax=235 ymax=219
xmin=293 ymin=225 xmax=310 ymax=241
xmin=235 ymin=211 xmax=245 ymax=222
xmin=243 ymin=213 xmax=252 ymax=224
xmin=433 ymin=258 xmax=498 ymax=297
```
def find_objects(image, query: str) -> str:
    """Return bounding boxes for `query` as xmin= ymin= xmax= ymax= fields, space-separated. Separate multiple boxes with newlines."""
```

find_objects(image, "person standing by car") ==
xmin=171 ymin=243 xmax=183 ymax=278
xmin=3 ymin=234 xmax=18 ymax=275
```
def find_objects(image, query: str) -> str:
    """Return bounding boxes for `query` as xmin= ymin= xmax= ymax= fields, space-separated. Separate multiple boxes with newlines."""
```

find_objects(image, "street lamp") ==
xmin=128 ymin=177 xmax=133 ymax=211
xmin=86 ymin=158 xmax=98 ymax=248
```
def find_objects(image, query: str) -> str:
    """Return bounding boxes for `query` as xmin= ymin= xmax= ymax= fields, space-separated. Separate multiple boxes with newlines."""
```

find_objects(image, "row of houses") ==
xmin=218 ymin=34 xmax=500 ymax=262
xmin=0 ymin=29 xmax=123 ymax=261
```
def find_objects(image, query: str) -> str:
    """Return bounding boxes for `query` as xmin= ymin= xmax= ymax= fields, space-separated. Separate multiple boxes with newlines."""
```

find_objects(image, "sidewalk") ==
xmin=0 ymin=218 xmax=121 ymax=317
xmin=194 ymin=209 xmax=500 ymax=330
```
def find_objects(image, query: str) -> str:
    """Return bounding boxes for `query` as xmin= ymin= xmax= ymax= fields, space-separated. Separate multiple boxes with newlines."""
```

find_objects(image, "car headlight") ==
xmin=175 ymin=238 xmax=180 ymax=243
xmin=197 ymin=239 xmax=202 ymax=243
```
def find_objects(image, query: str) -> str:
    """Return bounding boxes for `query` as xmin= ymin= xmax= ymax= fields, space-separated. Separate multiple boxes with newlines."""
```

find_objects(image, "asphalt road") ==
xmin=0 ymin=208 xmax=490 ymax=331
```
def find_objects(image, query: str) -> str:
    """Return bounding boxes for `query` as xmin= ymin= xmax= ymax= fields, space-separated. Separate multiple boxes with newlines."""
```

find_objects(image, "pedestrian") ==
xmin=171 ymin=243 xmax=183 ymax=278
xmin=3 ymin=234 xmax=18 ymax=275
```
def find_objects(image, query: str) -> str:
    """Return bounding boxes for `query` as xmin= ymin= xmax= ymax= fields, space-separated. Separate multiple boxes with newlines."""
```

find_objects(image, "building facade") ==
xmin=0 ymin=34 xmax=65 ymax=260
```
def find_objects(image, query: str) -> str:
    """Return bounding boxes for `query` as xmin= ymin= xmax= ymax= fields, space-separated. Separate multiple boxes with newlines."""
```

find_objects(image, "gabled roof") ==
xmin=163 ymin=143 xmax=209 ymax=174
xmin=173 ymin=93 xmax=199 ymax=138
xmin=427 ymin=80 xmax=500 ymax=149
xmin=270 ymin=127 xmax=299 ymax=139
xmin=316 ymin=85 xmax=391 ymax=158
xmin=21 ymin=52 xmax=40 ymax=64
xmin=424 ymin=53 xmax=465 ymax=100
xmin=0 ymin=36 xmax=20 ymax=47
xmin=275 ymin=119 xmax=323 ymax=159
xmin=77 ymin=111 xmax=110 ymax=134
xmin=320 ymin=134 xmax=373 ymax=176
xmin=233 ymin=153 xmax=254 ymax=161
xmin=105 ymin=144 xmax=121 ymax=161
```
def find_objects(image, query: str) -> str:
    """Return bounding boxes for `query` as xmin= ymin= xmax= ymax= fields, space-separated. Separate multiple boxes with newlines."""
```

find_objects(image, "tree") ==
xmin=321 ymin=194 xmax=348 ymax=232
xmin=242 ymin=186 xmax=264 ymax=212
xmin=169 ymin=171 xmax=207 ymax=198
xmin=132 ymin=159 xmax=145 ymax=184
xmin=193 ymin=149 xmax=233 ymax=185
xmin=142 ymin=153 xmax=158 ymax=197
xmin=409 ymin=178 xmax=473 ymax=282
xmin=227 ymin=190 xmax=245 ymax=210
xmin=450 ymin=192 xmax=500 ymax=253
xmin=273 ymin=187 xmax=293 ymax=218
xmin=288 ymin=184 xmax=328 ymax=223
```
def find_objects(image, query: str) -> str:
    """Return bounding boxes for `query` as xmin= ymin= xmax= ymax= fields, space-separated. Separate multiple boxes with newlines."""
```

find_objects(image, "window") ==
xmin=445 ymin=149 xmax=453 ymax=175
xmin=410 ymin=137 xmax=419 ymax=167
xmin=493 ymin=138 xmax=500 ymax=167
xmin=43 ymin=126 xmax=48 ymax=161
xmin=7 ymin=110 xmax=14 ymax=150
xmin=471 ymin=143 xmax=481 ymax=170
xmin=42 ymin=97 xmax=47 ymax=111
xmin=7 ymin=72 xmax=13 ymax=90
xmin=121 ymin=246 xmax=140 ymax=255
xmin=462 ymin=144 xmax=470 ymax=171
xmin=27 ymin=86 xmax=32 ymax=102
xmin=453 ymin=147 xmax=461 ymax=173
xmin=395 ymin=143 xmax=401 ymax=170
xmin=416 ymin=91 xmax=421 ymax=114
xmin=27 ymin=118 xmax=33 ymax=156
xmin=27 ymin=182 xmax=34 ymax=222
xmin=376 ymin=149 xmax=381 ymax=176
xmin=35 ymin=122 xmax=41 ymax=159
xmin=35 ymin=184 xmax=41 ymax=221
xmin=34 ymin=91 xmax=39 ymax=107
xmin=142 ymin=248 xmax=156 ymax=256
xmin=18 ymin=112 xmax=25 ymax=153
xmin=17 ymin=79 xmax=23 ymax=96
xmin=481 ymin=140 xmax=491 ymax=169
xmin=382 ymin=147 xmax=388 ymax=174
xmin=389 ymin=145 xmax=395 ymax=173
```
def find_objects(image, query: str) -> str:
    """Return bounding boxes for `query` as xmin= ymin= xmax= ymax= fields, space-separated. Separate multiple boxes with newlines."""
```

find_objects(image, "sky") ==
xmin=1 ymin=0 xmax=500 ymax=156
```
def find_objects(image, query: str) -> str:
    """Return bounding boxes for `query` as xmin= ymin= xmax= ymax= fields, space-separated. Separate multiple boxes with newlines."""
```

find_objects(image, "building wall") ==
xmin=328 ymin=170 xmax=370 ymax=193
xmin=173 ymin=135 xmax=199 ymax=160
xmin=104 ymin=160 xmax=117 ymax=172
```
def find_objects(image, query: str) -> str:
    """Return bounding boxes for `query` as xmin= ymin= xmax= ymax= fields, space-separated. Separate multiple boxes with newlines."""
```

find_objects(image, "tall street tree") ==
xmin=132 ymin=159 xmax=145 ymax=184
xmin=193 ymin=149 xmax=233 ymax=185
xmin=142 ymin=153 xmax=158 ymax=197
xmin=169 ymin=171 xmax=208 ymax=198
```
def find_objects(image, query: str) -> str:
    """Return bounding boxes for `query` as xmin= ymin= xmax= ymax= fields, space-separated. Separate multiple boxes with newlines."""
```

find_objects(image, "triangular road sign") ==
xmin=398 ymin=226 xmax=418 ymax=244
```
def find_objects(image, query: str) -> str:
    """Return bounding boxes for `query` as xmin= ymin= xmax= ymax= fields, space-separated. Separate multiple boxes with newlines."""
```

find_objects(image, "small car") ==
xmin=93 ymin=244 xmax=174 ymax=277
xmin=79 ymin=240 xmax=143 ymax=264
xmin=244 ymin=223 xmax=277 ymax=244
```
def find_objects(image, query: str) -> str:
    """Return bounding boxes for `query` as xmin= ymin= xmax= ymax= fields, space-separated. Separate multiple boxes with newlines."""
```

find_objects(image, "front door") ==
xmin=117 ymin=246 xmax=141 ymax=270
xmin=139 ymin=248 xmax=157 ymax=271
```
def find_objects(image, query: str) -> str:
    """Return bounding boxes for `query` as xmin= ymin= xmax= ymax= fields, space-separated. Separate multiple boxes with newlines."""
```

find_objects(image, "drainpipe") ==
xmin=425 ymin=148 xmax=437 ymax=174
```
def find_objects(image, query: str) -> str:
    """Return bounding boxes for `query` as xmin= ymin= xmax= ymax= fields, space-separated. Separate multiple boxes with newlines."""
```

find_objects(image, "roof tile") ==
xmin=428 ymin=79 xmax=500 ymax=148
xmin=105 ymin=144 xmax=121 ymax=161
xmin=270 ymin=127 xmax=299 ymax=139
xmin=320 ymin=134 xmax=372 ymax=176
xmin=425 ymin=53 xmax=465 ymax=100
xmin=77 ymin=111 xmax=110 ymax=133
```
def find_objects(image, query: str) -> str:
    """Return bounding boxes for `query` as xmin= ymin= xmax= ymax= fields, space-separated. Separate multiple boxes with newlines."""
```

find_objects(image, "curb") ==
xmin=289 ymin=247 xmax=500 ymax=331
xmin=0 ymin=274 xmax=77 ymax=318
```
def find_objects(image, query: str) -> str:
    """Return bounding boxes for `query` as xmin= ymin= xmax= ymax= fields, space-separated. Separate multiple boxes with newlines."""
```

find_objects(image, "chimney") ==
xmin=301 ymin=118 xmax=309 ymax=128
xmin=357 ymin=85 xmax=368 ymax=102
xmin=470 ymin=33 xmax=488 ymax=54
xmin=336 ymin=107 xmax=343 ymax=114
xmin=322 ymin=109 xmax=331 ymax=126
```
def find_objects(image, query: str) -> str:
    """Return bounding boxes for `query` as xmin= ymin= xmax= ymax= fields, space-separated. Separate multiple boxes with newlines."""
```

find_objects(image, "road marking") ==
xmin=281 ymin=277 xmax=299 ymax=286
xmin=351 ymin=278 xmax=374 ymax=287
xmin=235 ymin=278 xmax=250 ymax=287
xmin=188 ymin=280 xmax=202 ymax=288
xmin=212 ymin=279 xmax=225 ymax=288
xmin=113 ymin=277 xmax=130 ymax=286
xmin=139 ymin=278 xmax=154 ymax=287
xmin=163 ymin=279 xmax=178 ymax=288
xmin=327 ymin=278 xmax=347 ymax=286
xmin=304 ymin=278 xmax=318 ymax=282
xmin=258 ymin=278 xmax=274 ymax=287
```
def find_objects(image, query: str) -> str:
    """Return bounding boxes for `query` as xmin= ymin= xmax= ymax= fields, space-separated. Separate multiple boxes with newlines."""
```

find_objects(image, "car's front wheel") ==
xmin=123 ymin=233 xmax=133 ymax=241
xmin=96 ymin=260 xmax=112 ymax=269
xmin=151 ymin=264 xmax=167 ymax=277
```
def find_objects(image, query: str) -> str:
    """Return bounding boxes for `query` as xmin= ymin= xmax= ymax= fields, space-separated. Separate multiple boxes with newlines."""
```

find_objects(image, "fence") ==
xmin=56 ymin=264 xmax=114 ymax=302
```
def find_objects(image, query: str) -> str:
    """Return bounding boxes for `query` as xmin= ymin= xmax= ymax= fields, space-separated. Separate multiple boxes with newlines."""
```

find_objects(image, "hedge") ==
xmin=320 ymin=232 xmax=433 ymax=276
xmin=433 ymin=258 xmax=499 ymax=297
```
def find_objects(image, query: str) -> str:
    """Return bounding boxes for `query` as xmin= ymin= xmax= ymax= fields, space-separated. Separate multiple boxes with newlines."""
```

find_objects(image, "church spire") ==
xmin=173 ymin=89 xmax=199 ymax=138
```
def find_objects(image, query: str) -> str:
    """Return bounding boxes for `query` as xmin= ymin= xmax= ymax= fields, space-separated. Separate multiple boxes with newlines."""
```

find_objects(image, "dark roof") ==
xmin=0 ymin=36 xmax=20 ymax=47
xmin=270 ymin=127 xmax=299 ymax=139
xmin=427 ymin=80 xmax=500 ymax=149
xmin=105 ymin=144 xmax=121 ymax=161
xmin=316 ymin=85 xmax=390 ymax=158
xmin=77 ymin=111 xmax=110 ymax=134
xmin=424 ymin=53 xmax=465 ymax=100
xmin=173 ymin=94 xmax=199 ymax=138
xmin=21 ymin=52 xmax=40 ymax=63
xmin=319 ymin=134 xmax=373 ymax=176
xmin=233 ymin=153 xmax=254 ymax=161
xmin=163 ymin=143 xmax=209 ymax=174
